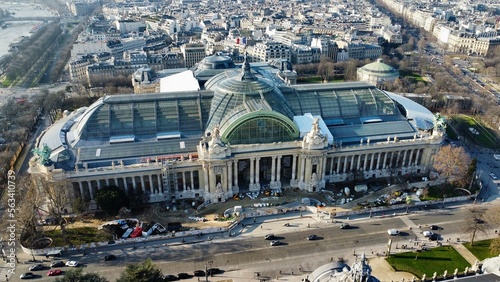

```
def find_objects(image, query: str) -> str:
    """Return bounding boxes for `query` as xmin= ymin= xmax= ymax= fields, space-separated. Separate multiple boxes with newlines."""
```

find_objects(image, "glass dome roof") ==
xmin=204 ymin=55 xmax=295 ymax=135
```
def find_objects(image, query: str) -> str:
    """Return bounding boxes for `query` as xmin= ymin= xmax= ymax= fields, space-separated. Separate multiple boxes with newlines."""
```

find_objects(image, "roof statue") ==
xmin=32 ymin=144 xmax=52 ymax=166
xmin=433 ymin=113 xmax=446 ymax=131
xmin=303 ymin=118 xmax=328 ymax=150
xmin=207 ymin=124 xmax=229 ymax=158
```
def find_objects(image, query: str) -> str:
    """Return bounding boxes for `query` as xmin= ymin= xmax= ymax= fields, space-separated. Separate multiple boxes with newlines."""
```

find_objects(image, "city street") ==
xmin=9 ymin=202 xmax=498 ymax=282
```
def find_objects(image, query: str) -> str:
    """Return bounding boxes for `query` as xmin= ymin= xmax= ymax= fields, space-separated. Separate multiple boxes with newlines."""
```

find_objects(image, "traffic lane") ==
xmin=12 ymin=208 xmax=482 ymax=281
xmin=14 ymin=224 xmax=399 ymax=281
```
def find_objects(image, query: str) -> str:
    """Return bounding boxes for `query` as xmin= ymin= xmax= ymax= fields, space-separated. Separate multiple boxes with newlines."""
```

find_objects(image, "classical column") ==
xmin=395 ymin=151 xmax=401 ymax=167
xmin=357 ymin=154 xmax=362 ymax=170
xmin=343 ymin=156 xmax=348 ymax=173
xmin=336 ymin=157 xmax=341 ymax=174
xmin=321 ymin=155 xmax=327 ymax=181
xmin=363 ymin=155 xmax=369 ymax=171
xmin=87 ymin=181 xmax=94 ymax=200
xmin=105 ymin=179 xmax=110 ymax=186
xmin=227 ymin=161 xmax=233 ymax=190
xmin=190 ymin=171 xmax=195 ymax=190
xmin=376 ymin=153 xmax=381 ymax=169
xmin=132 ymin=177 xmax=137 ymax=192
xmin=182 ymin=172 xmax=186 ymax=191
xmin=233 ymin=160 xmax=238 ymax=187
xmin=415 ymin=149 xmax=421 ymax=166
xmin=277 ymin=156 xmax=282 ymax=182
xmin=369 ymin=153 xmax=375 ymax=171
xmin=207 ymin=166 xmax=214 ymax=193
xmin=78 ymin=182 xmax=84 ymax=198
xmin=389 ymin=151 xmax=395 ymax=167
xmin=291 ymin=155 xmax=297 ymax=181
xmin=300 ymin=157 xmax=306 ymax=182
xmin=97 ymin=180 xmax=102 ymax=190
xmin=408 ymin=149 xmax=415 ymax=166
xmin=350 ymin=155 xmax=355 ymax=171
xmin=123 ymin=178 xmax=129 ymax=194
xmin=329 ymin=157 xmax=334 ymax=175
xmin=157 ymin=175 xmax=163 ymax=194
xmin=149 ymin=175 xmax=154 ymax=194
xmin=271 ymin=156 xmax=276 ymax=182
xmin=203 ymin=164 xmax=209 ymax=192
xmin=140 ymin=175 xmax=146 ymax=192
xmin=255 ymin=157 xmax=261 ymax=184
xmin=383 ymin=152 xmax=388 ymax=168
xmin=250 ymin=158 xmax=255 ymax=184
xmin=402 ymin=150 xmax=408 ymax=167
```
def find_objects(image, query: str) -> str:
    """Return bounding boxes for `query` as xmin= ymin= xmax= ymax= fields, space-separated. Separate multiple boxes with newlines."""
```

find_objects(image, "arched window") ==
xmin=226 ymin=116 xmax=297 ymax=145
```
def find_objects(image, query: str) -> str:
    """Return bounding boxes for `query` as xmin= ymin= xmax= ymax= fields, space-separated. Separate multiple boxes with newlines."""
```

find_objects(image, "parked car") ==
xmin=50 ymin=261 xmax=64 ymax=267
xmin=340 ymin=223 xmax=351 ymax=229
xmin=47 ymin=269 xmax=62 ymax=276
xmin=207 ymin=268 xmax=221 ymax=276
xmin=423 ymin=231 xmax=434 ymax=237
xmin=193 ymin=270 xmax=205 ymax=277
xmin=177 ymin=273 xmax=190 ymax=279
xmin=490 ymin=173 xmax=498 ymax=180
xmin=28 ymin=264 xmax=44 ymax=271
xmin=264 ymin=234 xmax=275 ymax=240
xmin=429 ymin=234 xmax=440 ymax=241
xmin=104 ymin=255 xmax=116 ymax=261
xmin=429 ymin=225 xmax=441 ymax=230
xmin=270 ymin=240 xmax=282 ymax=246
xmin=65 ymin=261 xmax=78 ymax=267
xmin=387 ymin=229 xmax=400 ymax=236
xmin=306 ymin=235 xmax=319 ymax=240
xmin=20 ymin=272 xmax=35 ymax=279
xmin=163 ymin=274 xmax=178 ymax=281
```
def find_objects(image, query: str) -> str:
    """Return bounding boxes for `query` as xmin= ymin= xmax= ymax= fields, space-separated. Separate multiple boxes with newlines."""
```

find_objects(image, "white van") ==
xmin=387 ymin=229 xmax=400 ymax=236
xmin=494 ymin=154 xmax=500 ymax=161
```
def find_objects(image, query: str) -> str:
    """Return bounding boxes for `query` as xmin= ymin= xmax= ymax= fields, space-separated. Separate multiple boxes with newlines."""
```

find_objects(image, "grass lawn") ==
xmin=405 ymin=74 xmax=426 ymax=82
xmin=464 ymin=239 xmax=498 ymax=261
xmin=450 ymin=115 xmax=500 ymax=148
xmin=386 ymin=246 xmax=470 ymax=278
xmin=44 ymin=226 xmax=113 ymax=247
xmin=445 ymin=122 xmax=458 ymax=140
xmin=297 ymin=76 xmax=323 ymax=83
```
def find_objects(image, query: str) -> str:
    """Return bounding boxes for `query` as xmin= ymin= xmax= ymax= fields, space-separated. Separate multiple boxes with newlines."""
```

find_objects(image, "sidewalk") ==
xmin=451 ymin=243 xmax=480 ymax=266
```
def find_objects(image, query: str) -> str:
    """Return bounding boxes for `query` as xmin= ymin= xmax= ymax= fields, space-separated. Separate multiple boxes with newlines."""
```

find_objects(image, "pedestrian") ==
xmin=260 ymin=226 xmax=262 ymax=229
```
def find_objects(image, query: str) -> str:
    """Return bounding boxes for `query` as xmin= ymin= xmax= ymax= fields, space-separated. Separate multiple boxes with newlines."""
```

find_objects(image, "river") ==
xmin=0 ymin=1 xmax=57 ymax=58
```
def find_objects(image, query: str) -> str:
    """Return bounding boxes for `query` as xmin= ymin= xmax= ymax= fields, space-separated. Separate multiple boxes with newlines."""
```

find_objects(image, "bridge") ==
xmin=0 ymin=16 xmax=59 ymax=24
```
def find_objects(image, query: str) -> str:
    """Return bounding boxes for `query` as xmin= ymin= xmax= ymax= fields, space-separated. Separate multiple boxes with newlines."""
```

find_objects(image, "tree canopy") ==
xmin=117 ymin=258 xmax=164 ymax=282
xmin=55 ymin=268 xmax=108 ymax=282
xmin=433 ymin=145 xmax=471 ymax=186
xmin=95 ymin=185 xmax=129 ymax=215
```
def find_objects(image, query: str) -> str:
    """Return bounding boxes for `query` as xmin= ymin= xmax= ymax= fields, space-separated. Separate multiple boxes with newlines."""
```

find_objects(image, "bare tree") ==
xmin=486 ymin=205 xmax=500 ymax=255
xmin=462 ymin=207 xmax=488 ymax=246
xmin=32 ymin=177 xmax=74 ymax=242
xmin=15 ymin=176 xmax=44 ymax=248
xmin=433 ymin=145 xmax=471 ymax=186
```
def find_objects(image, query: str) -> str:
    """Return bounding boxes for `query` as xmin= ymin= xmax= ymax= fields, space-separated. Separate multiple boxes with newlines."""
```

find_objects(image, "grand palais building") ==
xmin=29 ymin=55 xmax=443 ymax=204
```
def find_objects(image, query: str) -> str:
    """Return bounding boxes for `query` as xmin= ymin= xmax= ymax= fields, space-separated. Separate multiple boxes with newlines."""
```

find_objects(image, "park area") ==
xmin=386 ymin=246 xmax=470 ymax=278
xmin=449 ymin=115 xmax=500 ymax=148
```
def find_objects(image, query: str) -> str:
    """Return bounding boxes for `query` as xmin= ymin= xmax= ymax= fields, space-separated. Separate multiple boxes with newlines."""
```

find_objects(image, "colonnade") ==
xmin=69 ymin=147 xmax=431 ymax=203
xmin=73 ymin=173 xmax=164 ymax=201
xmin=327 ymin=148 xmax=425 ymax=176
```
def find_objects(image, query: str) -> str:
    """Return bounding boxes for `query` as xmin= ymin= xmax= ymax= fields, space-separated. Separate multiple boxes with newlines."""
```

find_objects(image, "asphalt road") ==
xmin=10 ymin=203 xmax=497 ymax=282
